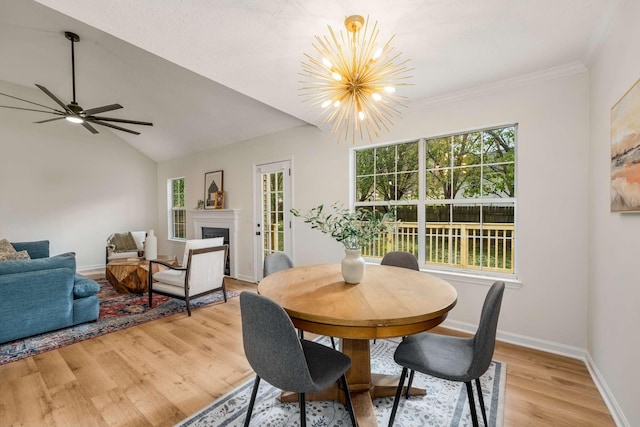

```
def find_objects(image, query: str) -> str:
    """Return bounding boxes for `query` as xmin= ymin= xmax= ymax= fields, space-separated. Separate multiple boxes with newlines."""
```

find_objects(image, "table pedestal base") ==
xmin=281 ymin=336 xmax=426 ymax=427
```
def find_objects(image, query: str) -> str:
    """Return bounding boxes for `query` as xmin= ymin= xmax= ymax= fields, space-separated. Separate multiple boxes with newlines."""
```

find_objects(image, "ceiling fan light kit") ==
xmin=0 ymin=31 xmax=153 ymax=135
xmin=300 ymin=15 xmax=413 ymax=143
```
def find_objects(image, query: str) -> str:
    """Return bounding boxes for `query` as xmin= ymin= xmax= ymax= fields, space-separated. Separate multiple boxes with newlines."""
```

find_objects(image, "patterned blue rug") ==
xmin=177 ymin=337 xmax=505 ymax=427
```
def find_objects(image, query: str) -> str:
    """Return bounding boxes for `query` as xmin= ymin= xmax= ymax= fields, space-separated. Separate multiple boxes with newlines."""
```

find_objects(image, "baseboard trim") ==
xmin=442 ymin=319 xmax=628 ymax=426
xmin=584 ymin=353 xmax=629 ymax=427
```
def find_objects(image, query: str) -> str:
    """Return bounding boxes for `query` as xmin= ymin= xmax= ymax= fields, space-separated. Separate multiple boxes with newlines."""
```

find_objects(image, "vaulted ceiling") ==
xmin=0 ymin=0 xmax=619 ymax=161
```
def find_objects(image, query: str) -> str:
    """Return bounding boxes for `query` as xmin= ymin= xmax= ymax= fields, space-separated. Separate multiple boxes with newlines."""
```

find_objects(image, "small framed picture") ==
xmin=213 ymin=190 xmax=225 ymax=209
xmin=204 ymin=170 xmax=223 ymax=209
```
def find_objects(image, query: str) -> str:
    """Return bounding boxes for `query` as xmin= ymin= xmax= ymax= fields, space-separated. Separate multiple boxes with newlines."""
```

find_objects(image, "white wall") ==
xmin=588 ymin=0 xmax=640 ymax=424
xmin=158 ymin=70 xmax=591 ymax=351
xmin=0 ymin=81 xmax=158 ymax=269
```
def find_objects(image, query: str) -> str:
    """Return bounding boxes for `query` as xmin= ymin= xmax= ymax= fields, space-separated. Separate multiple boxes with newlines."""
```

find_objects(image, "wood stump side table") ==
xmin=105 ymin=256 xmax=178 ymax=294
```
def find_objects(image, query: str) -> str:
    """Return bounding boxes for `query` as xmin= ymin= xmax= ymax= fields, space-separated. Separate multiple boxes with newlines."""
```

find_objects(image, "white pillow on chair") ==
xmin=181 ymin=237 xmax=224 ymax=267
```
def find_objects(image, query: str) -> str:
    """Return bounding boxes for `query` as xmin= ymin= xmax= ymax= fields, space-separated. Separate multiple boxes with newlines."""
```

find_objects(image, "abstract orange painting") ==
xmin=611 ymin=77 xmax=640 ymax=212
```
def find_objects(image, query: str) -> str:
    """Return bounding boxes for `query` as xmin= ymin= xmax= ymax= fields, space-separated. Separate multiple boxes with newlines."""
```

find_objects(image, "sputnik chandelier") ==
xmin=300 ymin=15 xmax=412 ymax=143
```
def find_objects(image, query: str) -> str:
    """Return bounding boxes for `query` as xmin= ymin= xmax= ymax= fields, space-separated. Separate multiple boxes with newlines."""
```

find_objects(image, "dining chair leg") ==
xmin=475 ymin=377 xmax=488 ymax=426
xmin=340 ymin=374 xmax=357 ymax=426
xmin=298 ymin=392 xmax=306 ymax=427
xmin=244 ymin=376 xmax=261 ymax=427
xmin=387 ymin=367 xmax=408 ymax=427
xmin=405 ymin=369 xmax=415 ymax=398
xmin=330 ymin=336 xmax=337 ymax=350
xmin=465 ymin=381 xmax=479 ymax=427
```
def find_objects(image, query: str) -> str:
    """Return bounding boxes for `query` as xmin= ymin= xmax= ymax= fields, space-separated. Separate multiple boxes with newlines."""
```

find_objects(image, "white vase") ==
xmin=341 ymin=248 xmax=365 ymax=284
xmin=144 ymin=229 xmax=158 ymax=260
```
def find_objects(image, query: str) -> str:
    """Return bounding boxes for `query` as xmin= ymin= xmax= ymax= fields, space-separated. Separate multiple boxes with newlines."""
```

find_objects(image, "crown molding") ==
xmin=409 ymin=62 xmax=588 ymax=111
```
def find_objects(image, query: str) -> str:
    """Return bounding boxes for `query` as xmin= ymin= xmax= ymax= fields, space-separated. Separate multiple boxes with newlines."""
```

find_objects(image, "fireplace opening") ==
xmin=202 ymin=227 xmax=230 ymax=275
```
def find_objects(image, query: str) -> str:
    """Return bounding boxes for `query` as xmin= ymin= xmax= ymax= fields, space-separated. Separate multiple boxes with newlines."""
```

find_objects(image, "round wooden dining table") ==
xmin=258 ymin=263 xmax=458 ymax=427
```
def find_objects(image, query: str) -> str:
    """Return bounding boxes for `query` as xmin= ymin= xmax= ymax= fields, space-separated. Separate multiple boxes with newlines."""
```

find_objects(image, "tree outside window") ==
xmin=354 ymin=125 xmax=516 ymax=275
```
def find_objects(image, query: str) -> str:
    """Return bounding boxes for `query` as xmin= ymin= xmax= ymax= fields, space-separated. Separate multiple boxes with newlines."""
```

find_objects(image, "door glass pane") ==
xmin=262 ymin=171 xmax=284 ymax=256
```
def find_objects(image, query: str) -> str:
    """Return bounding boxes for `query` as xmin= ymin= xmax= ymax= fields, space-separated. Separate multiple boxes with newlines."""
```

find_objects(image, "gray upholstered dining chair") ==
xmin=381 ymin=251 xmax=420 ymax=271
xmin=240 ymin=292 xmax=357 ymax=427
xmin=380 ymin=250 xmax=420 ymax=393
xmin=262 ymin=252 xmax=336 ymax=350
xmin=148 ymin=242 xmax=228 ymax=316
xmin=387 ymin=281 xmax=505 ymax=427
xmin=263 ymin=251 xmax=294 ymax=277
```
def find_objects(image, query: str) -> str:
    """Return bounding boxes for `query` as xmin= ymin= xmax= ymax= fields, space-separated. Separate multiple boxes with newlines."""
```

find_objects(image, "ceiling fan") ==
xmin=0 ymin=31 xmax=152 ymax=135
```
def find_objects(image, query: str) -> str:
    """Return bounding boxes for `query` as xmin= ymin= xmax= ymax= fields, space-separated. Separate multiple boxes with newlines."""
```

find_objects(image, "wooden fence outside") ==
xmin=362 ymin=222 xmax=514 ymax=273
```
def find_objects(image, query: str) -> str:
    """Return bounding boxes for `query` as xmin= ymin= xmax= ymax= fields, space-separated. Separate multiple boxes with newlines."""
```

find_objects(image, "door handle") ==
xmin=256 ymin=232 xmax=261 ymax=236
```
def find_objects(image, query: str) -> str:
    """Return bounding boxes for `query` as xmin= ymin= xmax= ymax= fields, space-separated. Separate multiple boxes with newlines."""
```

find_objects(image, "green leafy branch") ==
xmin=291 ymin=202 xmax=395 ymax=250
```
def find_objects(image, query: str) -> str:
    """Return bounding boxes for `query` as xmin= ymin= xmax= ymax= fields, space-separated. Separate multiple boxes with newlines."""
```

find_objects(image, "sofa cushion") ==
xmin=0 ymin=252 xmax=76 ymax=276
xmin=73 ymin=274 xmax=100 ymax=298
xmin=10 ymin=240 xmax=50 ymax=259
xmin=0 ymin=249 xmax=31 ymax=261
xmin=110 ymin=232 xmax=138 ymax=252
xmin=0 ymin=239 xmax=30 ymax=261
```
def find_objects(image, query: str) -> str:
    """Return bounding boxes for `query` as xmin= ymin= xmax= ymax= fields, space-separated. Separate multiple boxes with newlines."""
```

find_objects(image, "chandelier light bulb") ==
xmin=300 ymin=14 xmax=412 ymax=143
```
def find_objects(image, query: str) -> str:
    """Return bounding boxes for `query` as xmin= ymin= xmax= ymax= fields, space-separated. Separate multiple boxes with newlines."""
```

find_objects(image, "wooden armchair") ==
xmin=148 ymin=241 xmax=228 ymax=316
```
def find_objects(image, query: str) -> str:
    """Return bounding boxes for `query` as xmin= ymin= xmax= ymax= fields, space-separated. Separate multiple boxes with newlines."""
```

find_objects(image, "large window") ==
xmin=168 ymin=177 xmax=186 ymax=240
xmin=354 ymin=125 xmax=516 ymax=275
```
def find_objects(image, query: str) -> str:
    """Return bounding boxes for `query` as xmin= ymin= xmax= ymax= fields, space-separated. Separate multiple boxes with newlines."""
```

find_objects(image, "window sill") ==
xmin=422 ymin=268 xmax=522 ymax=289
xmin=168 ymin=237 xmax=186 ymax=243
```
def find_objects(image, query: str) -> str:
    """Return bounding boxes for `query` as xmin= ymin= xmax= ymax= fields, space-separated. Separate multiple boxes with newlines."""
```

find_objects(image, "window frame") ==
xmin=168 ymin=176 xmax=186 ymax=241
xmin=351 ymin=124 xmax=517 ymax=279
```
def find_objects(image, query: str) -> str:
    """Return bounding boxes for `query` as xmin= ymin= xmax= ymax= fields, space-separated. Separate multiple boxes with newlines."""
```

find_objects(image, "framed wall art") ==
xmin=204 ymin=170 xmax=223 ymax=209
xmin=611 ymin=77 xmax=640 ymax=212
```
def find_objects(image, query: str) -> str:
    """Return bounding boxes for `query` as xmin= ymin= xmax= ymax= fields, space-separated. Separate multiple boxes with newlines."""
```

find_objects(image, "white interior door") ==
xmin=253 ymin=159 xmax=292 ymax=281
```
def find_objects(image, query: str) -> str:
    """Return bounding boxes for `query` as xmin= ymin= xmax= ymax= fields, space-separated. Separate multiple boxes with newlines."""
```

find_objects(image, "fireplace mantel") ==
xmin=192 ymin=209 xmax=240 ymax=278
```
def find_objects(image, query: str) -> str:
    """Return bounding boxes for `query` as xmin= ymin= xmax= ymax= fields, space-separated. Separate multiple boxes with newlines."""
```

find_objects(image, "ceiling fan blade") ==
xmin=34 ymin=117 xmax=66 ymax=124
xmin=82 ymin=104 xmax=123 ymax=115
xmin=0 ymin=105 xmax=65 ymax=115
xmin=0 ymin=92 xmax=65 ymax=113
xmin=35 ymin=84 xmax=72 ymax=114
xmin=87 ymin=116 xmax=153 ymax=126
xmin=81 ymin=121 xmax=99 ymax=134
xmin=87 ymin=118 xmax=140 ymax=135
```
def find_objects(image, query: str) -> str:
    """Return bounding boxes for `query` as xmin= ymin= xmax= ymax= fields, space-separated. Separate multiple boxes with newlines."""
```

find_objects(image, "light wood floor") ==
xmin=0 ymin=276 xmax=615 ymax=426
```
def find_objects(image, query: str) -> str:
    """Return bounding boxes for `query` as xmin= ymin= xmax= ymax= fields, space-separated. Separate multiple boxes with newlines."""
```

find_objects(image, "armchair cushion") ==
xmin=153 ymin=269 xmax=186 ymax=287
xmin=181 ymin=237 xmax=224 ymax=267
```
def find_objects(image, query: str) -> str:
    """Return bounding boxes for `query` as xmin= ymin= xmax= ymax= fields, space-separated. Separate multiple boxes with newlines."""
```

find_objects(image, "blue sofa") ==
xmin=0 ymin=240 xmax=100 ymax=344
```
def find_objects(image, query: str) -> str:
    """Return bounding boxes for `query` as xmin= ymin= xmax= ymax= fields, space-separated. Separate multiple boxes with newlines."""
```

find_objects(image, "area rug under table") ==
xmin=177 ymin=337 xmax=506 ymax=427
xmin=0 ymin=278 xmax=237 ymax=365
